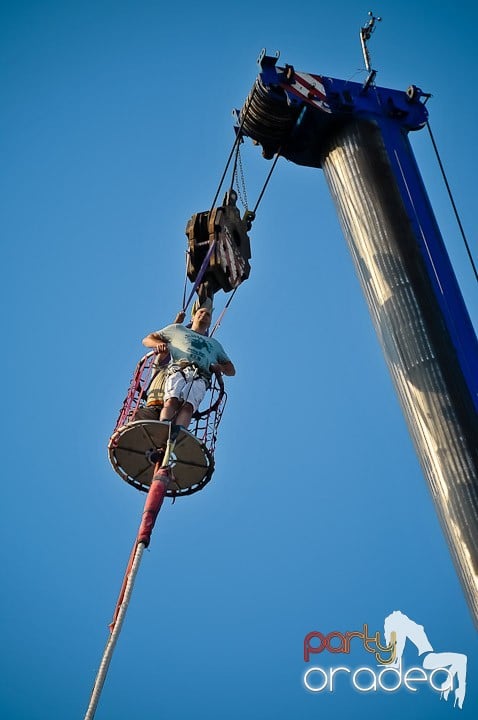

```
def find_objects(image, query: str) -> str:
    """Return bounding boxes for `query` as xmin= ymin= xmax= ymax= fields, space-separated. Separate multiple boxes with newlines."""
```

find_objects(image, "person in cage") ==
xmin=133 ymin=309 xmax=185 ymax=421
xmin=140 ymin=299 xmax=235 ymax=428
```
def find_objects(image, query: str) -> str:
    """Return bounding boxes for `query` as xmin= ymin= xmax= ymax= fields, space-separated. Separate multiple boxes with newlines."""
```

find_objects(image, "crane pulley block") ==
xmin=185 ymin=190 xmax=251 ymax=294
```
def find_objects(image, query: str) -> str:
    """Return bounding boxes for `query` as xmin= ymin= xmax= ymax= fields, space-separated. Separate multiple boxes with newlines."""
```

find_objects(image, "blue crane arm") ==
xmin=237 ymin=51 xmax=478 ymax=626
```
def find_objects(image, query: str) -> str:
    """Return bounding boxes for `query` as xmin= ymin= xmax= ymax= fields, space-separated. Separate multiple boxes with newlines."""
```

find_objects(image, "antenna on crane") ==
xmin=360 ymin=10 xmax=382 ymax=88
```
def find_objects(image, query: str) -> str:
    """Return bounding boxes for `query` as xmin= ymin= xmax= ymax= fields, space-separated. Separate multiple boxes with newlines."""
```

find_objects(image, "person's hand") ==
xmin=155 ymin=341 xmax=168 ymax=354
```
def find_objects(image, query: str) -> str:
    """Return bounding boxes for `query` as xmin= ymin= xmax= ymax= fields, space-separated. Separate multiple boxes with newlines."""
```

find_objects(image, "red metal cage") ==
xmin=108 ymin=351 xmax=227 ymax=496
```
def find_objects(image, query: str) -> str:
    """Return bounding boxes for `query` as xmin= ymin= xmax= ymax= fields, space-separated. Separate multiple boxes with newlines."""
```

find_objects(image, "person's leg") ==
xmin=161 ymin=371 xmax=185 ymax=422
xmin=160 ymin=396 xmax=181 ymax=421
xmin=174 ymin=377 xmax=207 ymax=427
xmin=133 ymin=405 xmax=162 ymax=421
xmin=160 ymin=374 xmax=206 ymax=428
xmin=174 ymin=402 xmax=194 ymax=428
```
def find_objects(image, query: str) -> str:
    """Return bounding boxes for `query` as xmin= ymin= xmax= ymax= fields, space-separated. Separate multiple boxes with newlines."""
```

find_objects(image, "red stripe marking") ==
xmin=294 ymin=72 xmax=327 ymax=101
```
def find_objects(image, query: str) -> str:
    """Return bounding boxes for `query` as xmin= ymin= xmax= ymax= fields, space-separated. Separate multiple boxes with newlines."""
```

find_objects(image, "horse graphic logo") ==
xmin=384 ymin=610 xmax=467 ymax=709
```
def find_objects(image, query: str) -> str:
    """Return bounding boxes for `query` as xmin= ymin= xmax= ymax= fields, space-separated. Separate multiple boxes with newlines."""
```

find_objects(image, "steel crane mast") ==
xmin=237 ymin=44 xmax=478 ymax=624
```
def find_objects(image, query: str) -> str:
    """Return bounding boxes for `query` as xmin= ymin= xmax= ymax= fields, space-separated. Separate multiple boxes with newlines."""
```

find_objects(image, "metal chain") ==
xmin=234 ymin=145 xmax=249 ymax=211
xmin=209 ymin=85 xmax=257 ymax=213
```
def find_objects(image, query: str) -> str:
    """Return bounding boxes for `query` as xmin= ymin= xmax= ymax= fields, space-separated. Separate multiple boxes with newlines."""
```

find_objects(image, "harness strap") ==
xmin=167 ymin=361 xmax=211 ymax=388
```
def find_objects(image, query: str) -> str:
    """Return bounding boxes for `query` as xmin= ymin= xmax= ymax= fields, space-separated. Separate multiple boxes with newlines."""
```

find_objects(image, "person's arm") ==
xmin=142 ymin=331 xmax=169 ymax=357
xmin=173 ymin=310 xmax=186 ymax=324
xmin=210 ymin=360 xmax=236 ymax=377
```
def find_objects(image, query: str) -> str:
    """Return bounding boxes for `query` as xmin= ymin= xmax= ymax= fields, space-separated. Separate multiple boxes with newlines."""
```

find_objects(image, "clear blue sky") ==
xmin=1 ymin=1 xmax=477 ymax=718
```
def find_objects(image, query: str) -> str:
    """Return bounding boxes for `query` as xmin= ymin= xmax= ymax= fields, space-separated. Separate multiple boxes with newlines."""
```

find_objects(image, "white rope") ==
xmin=84 ymin=541 xmax=146 ymax=720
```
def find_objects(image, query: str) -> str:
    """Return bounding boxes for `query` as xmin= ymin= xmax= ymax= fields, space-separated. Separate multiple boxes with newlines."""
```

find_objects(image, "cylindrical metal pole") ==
xmin=321 ymin=118 xmax=478 ymax=624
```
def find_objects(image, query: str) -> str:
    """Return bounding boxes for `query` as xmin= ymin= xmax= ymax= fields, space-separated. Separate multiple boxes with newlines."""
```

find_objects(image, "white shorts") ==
xmin=164 ymin=370 xmax=207 ymax=412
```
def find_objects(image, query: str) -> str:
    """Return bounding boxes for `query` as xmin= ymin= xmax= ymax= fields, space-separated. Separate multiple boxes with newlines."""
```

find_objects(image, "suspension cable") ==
xmin=183 ymin=86 xmax=283 ymax=319
xmin=230 ymin=141 xmax=241 ymax=195
xmin=209 ymin=85 xmax=257 ymax=213
xmin=210 ymin=287 xmax=238 ymax=337
xmin=252 ymin=148 xmax=281 ymax=215
xmin=426 ymin=121 xmax=478 ymax=283
xmin=182 ymin=94 xmax=257 ymax=314
xmin=181 ymin=250 xmax=190 ymax=311
xmin=183 ymin=142 xmax=281 ymax=316
xmin=182 ymin=237 xmax=218 ymax=312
